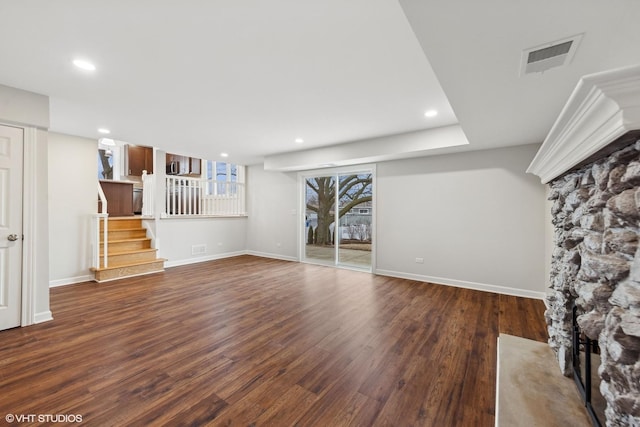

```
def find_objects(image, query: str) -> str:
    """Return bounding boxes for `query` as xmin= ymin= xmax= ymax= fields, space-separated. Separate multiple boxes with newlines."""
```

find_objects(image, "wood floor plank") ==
xmin=0 ymin=255 xmax=547 ymax=426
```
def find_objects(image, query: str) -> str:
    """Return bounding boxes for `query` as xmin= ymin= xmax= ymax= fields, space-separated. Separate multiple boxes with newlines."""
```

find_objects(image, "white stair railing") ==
xmin=164 ymin=176 xmax=246 ymax=217
xmin=93 ymin=183 xmax=109 ymax=269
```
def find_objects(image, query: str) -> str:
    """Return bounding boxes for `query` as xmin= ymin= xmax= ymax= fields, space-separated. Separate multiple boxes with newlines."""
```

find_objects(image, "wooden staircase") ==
xmin=91 ymin=217 xmax=166 ymax=282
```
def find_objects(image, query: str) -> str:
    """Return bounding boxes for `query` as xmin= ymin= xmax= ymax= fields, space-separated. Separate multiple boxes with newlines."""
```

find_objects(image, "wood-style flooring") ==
xmin=0 ymin=255 xmax=547 ymax=426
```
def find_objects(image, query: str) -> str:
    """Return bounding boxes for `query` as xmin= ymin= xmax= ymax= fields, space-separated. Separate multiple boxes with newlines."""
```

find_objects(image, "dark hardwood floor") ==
xmin=0 ymin=255 xmax=547 ymax=426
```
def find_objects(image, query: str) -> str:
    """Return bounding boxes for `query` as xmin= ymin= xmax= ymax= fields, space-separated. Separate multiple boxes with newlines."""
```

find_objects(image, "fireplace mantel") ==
xmin=528 ymin=64 xmax=640 ymax=184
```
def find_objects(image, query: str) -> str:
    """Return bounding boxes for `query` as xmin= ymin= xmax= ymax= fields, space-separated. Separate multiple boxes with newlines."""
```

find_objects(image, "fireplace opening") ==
xmin=572 ymin=304 xmax=606 ymax=427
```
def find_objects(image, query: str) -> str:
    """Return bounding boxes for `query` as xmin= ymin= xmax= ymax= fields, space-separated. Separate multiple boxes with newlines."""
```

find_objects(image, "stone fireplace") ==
xmin=528 ymin=65 xmax=640 ymax=426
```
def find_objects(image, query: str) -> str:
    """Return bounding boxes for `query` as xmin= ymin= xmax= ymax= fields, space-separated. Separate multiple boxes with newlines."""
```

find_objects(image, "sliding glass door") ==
xmin=305 ymin=175 xmax=336 ymax=264
xmin=303 ymin=168 xmax=374 ymax=271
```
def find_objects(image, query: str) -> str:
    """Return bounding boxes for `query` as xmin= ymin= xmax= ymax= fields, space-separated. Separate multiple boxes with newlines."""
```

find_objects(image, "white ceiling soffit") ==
xmin=520 ymin=34 xmax=583 ymax=76
xmin=527 ymin=64 xmax=640 ymax=184
xmin=264 ymin=125 xmax=469 ymax=171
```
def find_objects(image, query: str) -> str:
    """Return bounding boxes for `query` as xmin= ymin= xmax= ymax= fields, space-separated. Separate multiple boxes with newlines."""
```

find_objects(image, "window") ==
xmin=205 ymin=161 xmax=243 ymax=196
xmin=98 ymin=149 xmax=114 ymax=180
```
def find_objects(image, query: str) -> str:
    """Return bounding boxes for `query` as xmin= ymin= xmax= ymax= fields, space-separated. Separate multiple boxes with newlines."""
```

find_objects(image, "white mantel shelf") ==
xmin=528 ymin=64 xmax=640 ymax=184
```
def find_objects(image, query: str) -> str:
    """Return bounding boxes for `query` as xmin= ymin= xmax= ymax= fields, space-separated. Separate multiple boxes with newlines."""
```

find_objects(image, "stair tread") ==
xmin=92 ymin=258 xmax=166 ymax=272
xmin=107 ymin=216 xmax=143 ymax=219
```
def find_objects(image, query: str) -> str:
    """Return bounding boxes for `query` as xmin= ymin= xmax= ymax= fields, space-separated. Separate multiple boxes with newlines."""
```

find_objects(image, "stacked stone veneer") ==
xmin=546 ymin=140 xmax=640 ymax=426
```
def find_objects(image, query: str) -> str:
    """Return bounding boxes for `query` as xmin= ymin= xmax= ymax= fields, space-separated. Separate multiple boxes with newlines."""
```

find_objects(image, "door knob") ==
xmin=7 ymin=234 xmax=18 ymax=241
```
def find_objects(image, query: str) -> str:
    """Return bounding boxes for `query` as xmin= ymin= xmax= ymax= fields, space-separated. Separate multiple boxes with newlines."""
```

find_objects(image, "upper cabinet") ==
xmin=189 ymin=156 xmax=201 ymax=175
xmin=126 ymin=144 xmax=153 ymax=176
xmin=166 ymin=153 xmax=201 ymax=176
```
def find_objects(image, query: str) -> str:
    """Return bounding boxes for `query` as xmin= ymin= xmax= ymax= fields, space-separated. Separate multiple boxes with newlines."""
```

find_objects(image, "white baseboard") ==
xmin=34 ymin=310 xmax=53 ymax=324
xmin=49 ymin=274 xmax=93 ymax=288
xmin=375 ymin=269 xmax=546 ymax=300
xmin=164 ymin=250 xmax=247 ymax=268
xmin=245 ymin=250 xmax=298 ymax=262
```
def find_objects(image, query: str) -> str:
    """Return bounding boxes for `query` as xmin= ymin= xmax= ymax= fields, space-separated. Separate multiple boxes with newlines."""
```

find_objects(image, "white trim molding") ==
xmin=528 ymin=64 xmax=640 ymax=184
xmin=375 ymin=269 xmax=546 ymax=300
xmin=164 ymin=250 xmax=247 ymax=268
xmin=21 ymin=127 xmax=38 ymax=326
xmin=49 ymin=275 xmax=94 ymax=288
xmin=245 ymin=251 xmax=298 ymax=262
xmin=34 ymin=310 xmax=53 ymax=324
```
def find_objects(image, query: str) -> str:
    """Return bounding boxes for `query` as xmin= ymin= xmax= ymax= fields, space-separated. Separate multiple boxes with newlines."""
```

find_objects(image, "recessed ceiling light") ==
xmin=98 ymin=138 xmax=115 ymax=146
xmin=424 ymin=110 xmax=438 ymax=118
xmin=72 ymin=59 xmax=96 ymax=71
xmin=98 ymin=128 xmax=110 ymax=134
xmin=220 ymin=152 xmax=229 ymax=158
xmin=295 ymin=138 xmax=304 ymax=144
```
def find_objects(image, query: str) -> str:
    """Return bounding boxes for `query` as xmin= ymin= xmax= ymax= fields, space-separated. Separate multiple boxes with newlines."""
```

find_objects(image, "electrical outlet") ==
xmin=415 ymin=257 xmax=424 ymax=264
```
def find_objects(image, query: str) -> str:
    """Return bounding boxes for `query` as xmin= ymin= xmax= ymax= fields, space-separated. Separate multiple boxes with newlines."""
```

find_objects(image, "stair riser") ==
xmin=100 ymin=250 xmax=158 ymax=268
xmin=94 ymin=261 xmax=165 ymax=282
xmin=100 ymin=219 xmax=143 ymax=230
xmin=107 ymin=240 xmax=151 ymax=252
xmin=101 ymin=230 xmax=147 ymax=241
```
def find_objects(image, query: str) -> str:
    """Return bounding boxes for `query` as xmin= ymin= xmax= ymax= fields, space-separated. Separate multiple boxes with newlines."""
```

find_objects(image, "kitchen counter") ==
xmin=98 ymin=180 xmax=134 ymax=216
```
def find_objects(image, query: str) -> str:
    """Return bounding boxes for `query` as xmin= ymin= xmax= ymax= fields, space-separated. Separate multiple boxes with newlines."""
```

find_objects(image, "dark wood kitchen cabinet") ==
xmin=126 ymin=145 xmax=153 ymax=176
xmin=166 ymin=153 xmax=201 ymax=176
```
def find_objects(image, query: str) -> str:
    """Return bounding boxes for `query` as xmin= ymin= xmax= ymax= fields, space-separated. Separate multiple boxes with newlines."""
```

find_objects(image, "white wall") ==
xmin=157 ymin=218 xmax=247 ymax=267
xmin=48 ymin=133 xmax=98 ymax=285
xmin=0 ymin=83 xmax=49 ymax=129
xmin=376 ymin=143 xmax=546 ymax=298
xmin=245 ymin=165 xmax=298 ymax=260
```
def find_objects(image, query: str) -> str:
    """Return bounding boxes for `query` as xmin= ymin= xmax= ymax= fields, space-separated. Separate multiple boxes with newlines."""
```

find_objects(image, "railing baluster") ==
xmin=163 ymin=176 xmax=246 ymax=217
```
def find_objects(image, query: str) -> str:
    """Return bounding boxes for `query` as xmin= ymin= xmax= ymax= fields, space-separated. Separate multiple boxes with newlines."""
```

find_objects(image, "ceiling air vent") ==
xmin=520 ymin=34 xmax=583 ymax=76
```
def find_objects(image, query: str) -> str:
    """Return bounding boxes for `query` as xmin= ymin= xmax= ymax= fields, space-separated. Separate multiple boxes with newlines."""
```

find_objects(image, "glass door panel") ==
xmin=305 ymin=176 xmax=336 ymax=265
xmin=337 ymin=173 xmax=372 ymax=269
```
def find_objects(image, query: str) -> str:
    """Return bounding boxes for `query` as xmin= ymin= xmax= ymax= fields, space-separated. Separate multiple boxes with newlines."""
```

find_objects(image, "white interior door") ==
xmin=0 ymin=124 xmax=23 ymax=330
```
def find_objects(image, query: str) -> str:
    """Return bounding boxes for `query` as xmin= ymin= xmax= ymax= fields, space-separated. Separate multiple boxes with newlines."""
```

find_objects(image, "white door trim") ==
xmin=1 ymin=124 xmax=51 ymax=326
xmin=21 ymin=127 xmax=36 ymax=325
xmin=23 ymin=127 xmax=51 ymax=324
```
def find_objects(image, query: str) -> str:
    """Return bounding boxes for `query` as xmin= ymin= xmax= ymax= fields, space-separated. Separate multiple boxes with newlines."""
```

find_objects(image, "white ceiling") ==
xmin=400 ymin=0 xmax=640 ymax=151
xmin=0 ymin=0 xmax=639 ymax=166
